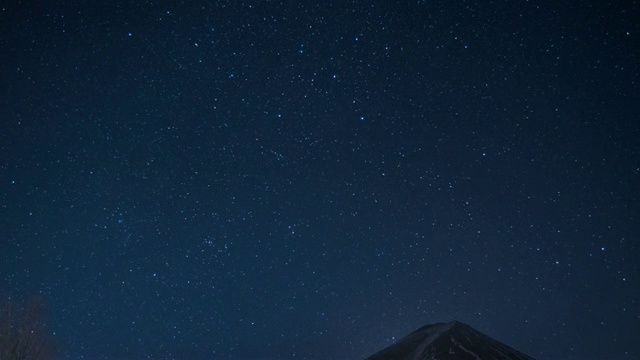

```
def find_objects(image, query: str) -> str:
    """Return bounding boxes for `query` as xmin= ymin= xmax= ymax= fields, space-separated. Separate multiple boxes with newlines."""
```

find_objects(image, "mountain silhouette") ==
xmin=365 ymin=320 xmax=535 ymax=360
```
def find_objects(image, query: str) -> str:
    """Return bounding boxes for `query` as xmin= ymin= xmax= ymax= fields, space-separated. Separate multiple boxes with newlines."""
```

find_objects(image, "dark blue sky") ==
xmin=1 ymin=1 xmax=638 ymax=359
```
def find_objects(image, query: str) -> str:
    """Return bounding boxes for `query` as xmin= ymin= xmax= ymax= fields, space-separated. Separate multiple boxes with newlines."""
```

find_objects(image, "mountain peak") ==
xmin=365 ymin=321 xmax=535 ymax=360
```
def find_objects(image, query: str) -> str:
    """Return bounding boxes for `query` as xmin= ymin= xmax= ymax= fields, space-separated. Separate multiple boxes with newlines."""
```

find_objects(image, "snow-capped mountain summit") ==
xmin=364 ymin=320 xmax=535 ymax=360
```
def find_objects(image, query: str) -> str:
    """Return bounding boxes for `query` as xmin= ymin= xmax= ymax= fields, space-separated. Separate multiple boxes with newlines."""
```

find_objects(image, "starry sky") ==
xmin=0 ymin=1 xmax=638 ymax=360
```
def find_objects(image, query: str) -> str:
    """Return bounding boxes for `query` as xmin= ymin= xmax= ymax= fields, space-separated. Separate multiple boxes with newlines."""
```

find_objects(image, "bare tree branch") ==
xmin=0 ymin=297 xmax=55 ymax=360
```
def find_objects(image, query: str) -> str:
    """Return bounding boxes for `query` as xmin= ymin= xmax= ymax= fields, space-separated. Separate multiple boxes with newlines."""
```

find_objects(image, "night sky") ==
xmin=1 ymin=1 xmax=638 ymax=360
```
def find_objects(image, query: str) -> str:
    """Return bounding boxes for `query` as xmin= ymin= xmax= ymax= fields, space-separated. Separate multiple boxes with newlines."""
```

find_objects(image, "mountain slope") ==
xmin=364 ymin=320 xmax=535 ymax=360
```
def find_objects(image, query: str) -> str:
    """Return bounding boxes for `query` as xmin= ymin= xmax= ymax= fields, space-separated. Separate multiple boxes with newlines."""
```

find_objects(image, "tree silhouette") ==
xmin=0 ymin=297 xmax=55 ymax=360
